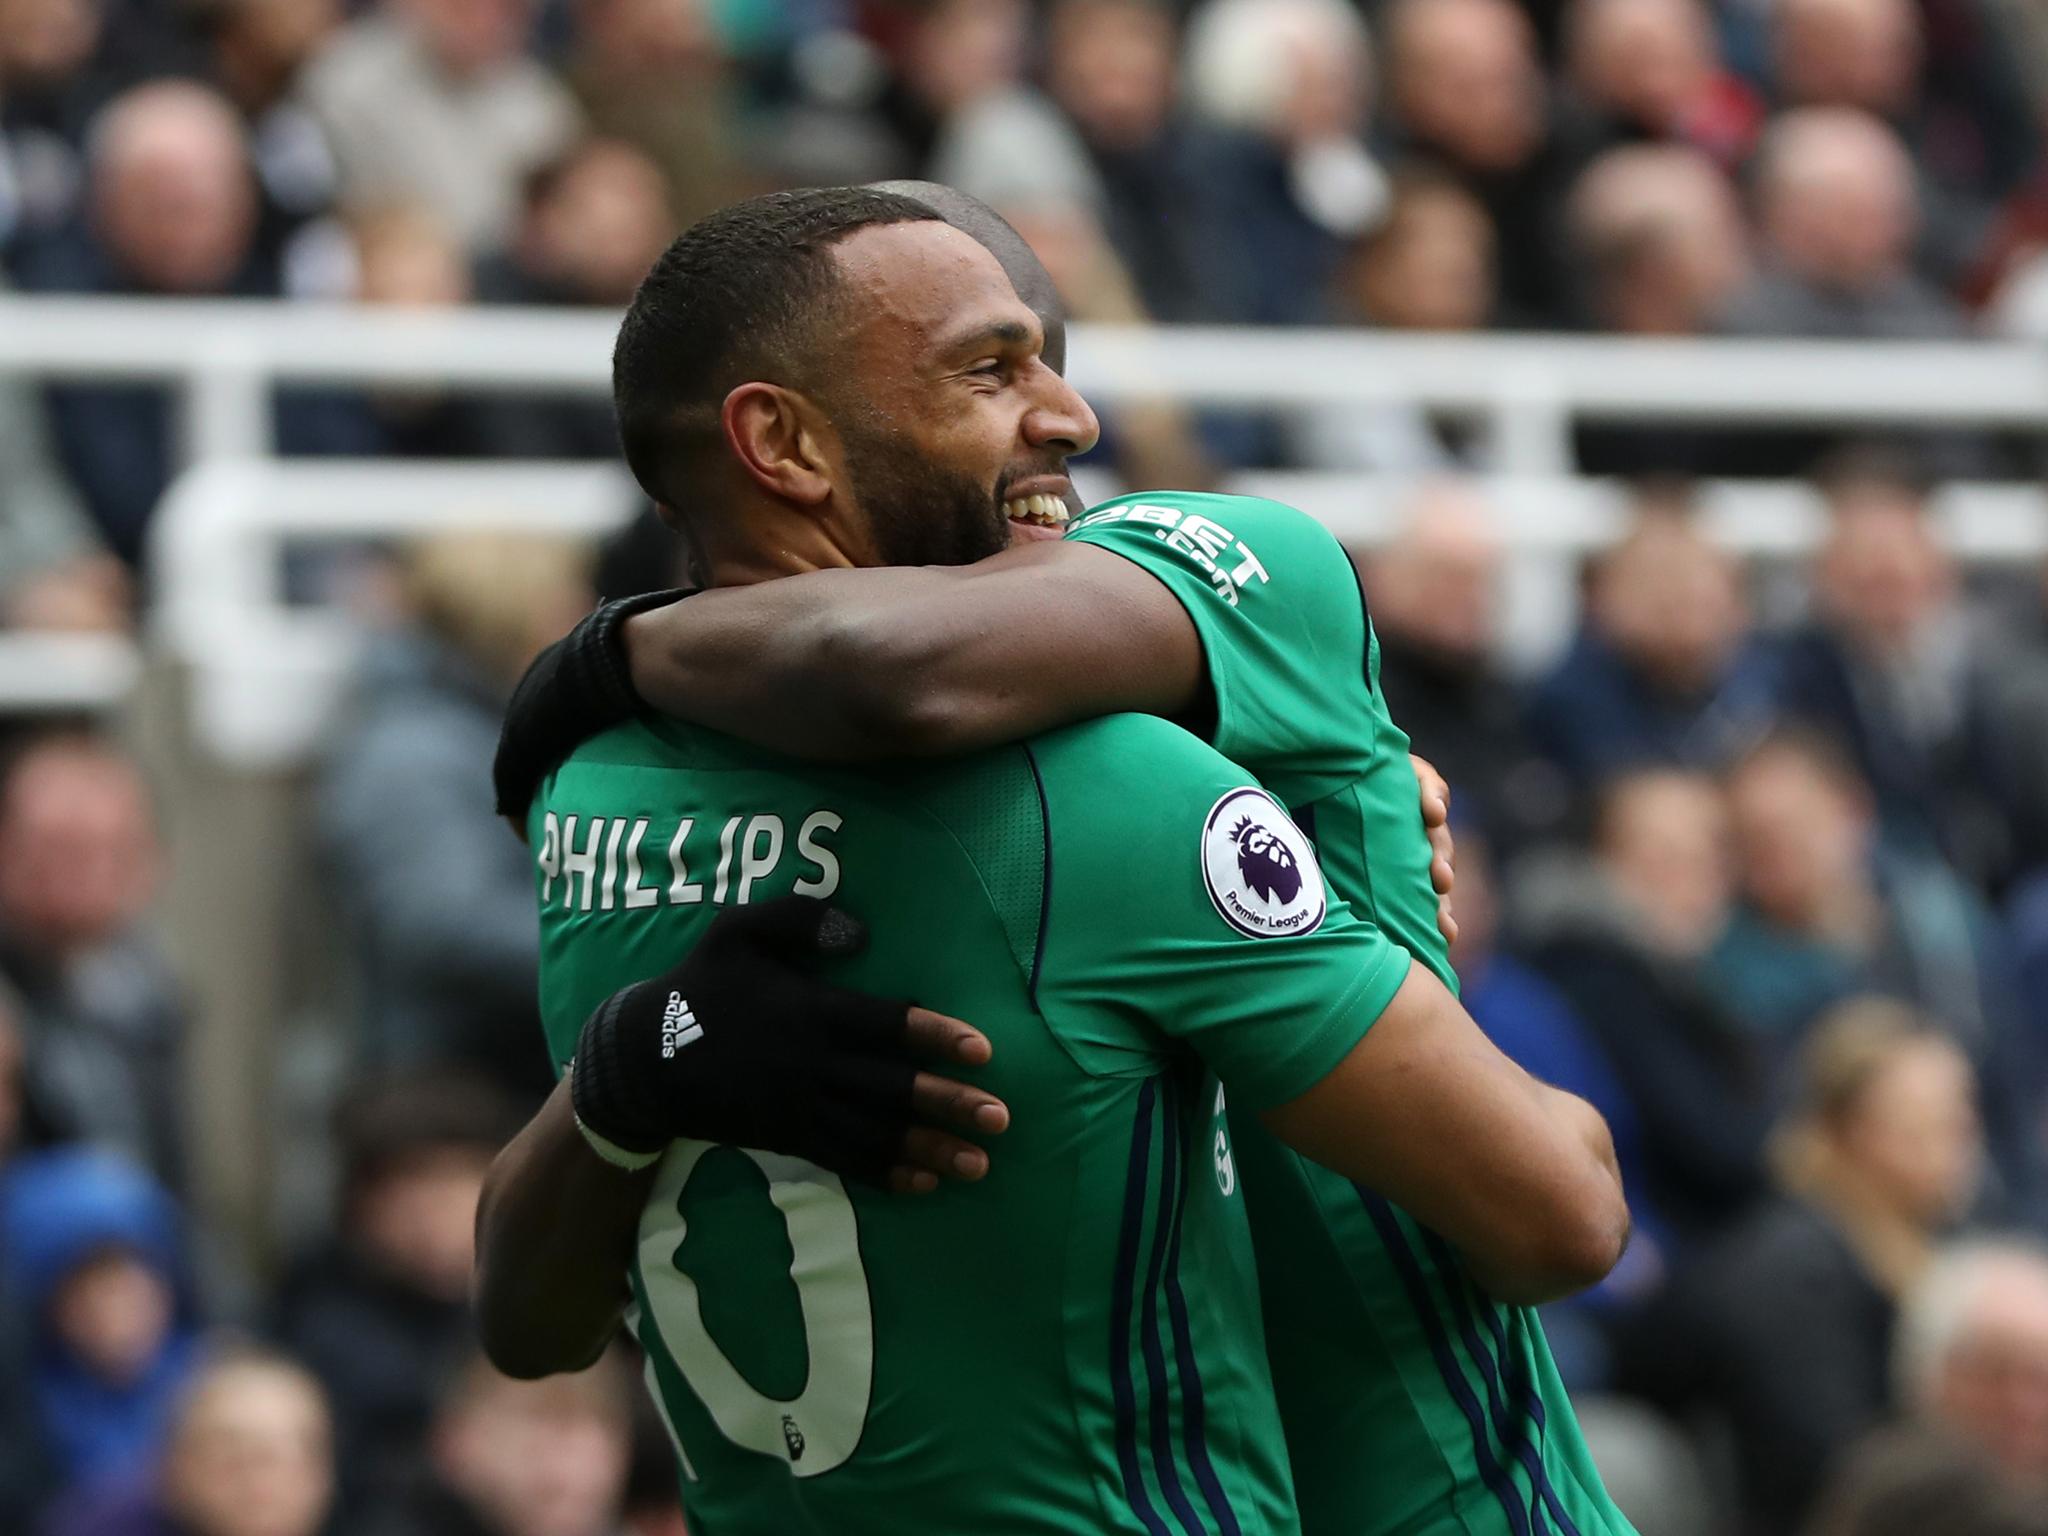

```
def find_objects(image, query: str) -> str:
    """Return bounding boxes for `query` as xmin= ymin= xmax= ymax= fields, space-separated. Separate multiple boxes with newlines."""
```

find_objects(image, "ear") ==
xmin=721 ymin=383 xmax=834 ymax=505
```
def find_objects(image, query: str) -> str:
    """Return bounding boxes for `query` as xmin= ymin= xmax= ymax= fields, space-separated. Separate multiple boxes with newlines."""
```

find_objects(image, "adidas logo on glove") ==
xmin=661 ymin=992 xmax=702 ymax=1057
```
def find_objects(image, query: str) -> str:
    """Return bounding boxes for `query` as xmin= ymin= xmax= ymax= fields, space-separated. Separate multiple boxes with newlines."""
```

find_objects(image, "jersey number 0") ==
xmin=637 ymin=1142 xmax=875 ymax=1477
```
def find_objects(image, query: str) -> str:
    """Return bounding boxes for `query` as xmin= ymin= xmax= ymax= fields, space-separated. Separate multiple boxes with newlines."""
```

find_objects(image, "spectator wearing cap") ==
xmin=1527 ymin=494 xmax=1776 ymax=786
xmin=298 ymin=0 xmax=581 ymax=257
xmin=357 ymin=1348 xmax=636 ymax=1536
xmin=0 ymin=1147 xmax=202 ymax=1506
xmin=44 ymin=1345 xmax=337 ymax=1536
xmin=1660 ymin=1002 xmax=1985 ymax=1534
xmin=271 ymin=1074 xmax=523 ymax=1521
xmin=0 ymin=732 xmax=186 ymax=1189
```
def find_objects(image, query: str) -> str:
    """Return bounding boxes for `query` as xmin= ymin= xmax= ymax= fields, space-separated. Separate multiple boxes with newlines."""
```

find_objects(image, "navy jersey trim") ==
xmin=1112 ymin=1079 xmax=1174 ymax=1536
xmin=1424 ymin=1233 xmax=1584 ymax=1536
xmin=1162 ymin=1076 xmax=1243 ymax=1536
xmin=1024 ymin=744 xmax=1054 ymax=1009
xmin=1289 ymin=801 xmax=1318 ymax=844
xmin=1343 ymin=539 xmax=1377 ymax=701
xmin=1142 ymin=1080 xmax=1208 ymax=1536
xmin=1356 ymin=1188 xmax=1533 ymax=1536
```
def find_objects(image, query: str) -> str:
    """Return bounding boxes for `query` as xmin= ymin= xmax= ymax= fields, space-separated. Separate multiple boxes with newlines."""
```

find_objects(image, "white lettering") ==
xmin=537 ymin=812 xmax=561 ymax=903
xmin=713 ymin=815 xmax=742 ymax=904
xmin=1160 ymin=525 xmax=1222 ymax=580
xmin=600 ymin=818 xmax=626 ymax=910
xmin=667 ymin=818 xmax=703 ymax=904
xmin=793 ymin=811 xmax=842 ymax=898
xmin=1127 ymin=503 xmax=1182 ymax=528
xmin=1230 ymin=542 xmax=1270 ymax=590
xmin=623 ymin=819 xmax=658 ymax=909
xmin=737 ymin=815 xmax=785 ymax=903
xmin=1179 ymin=514 xmax=1233 ymax=560
xmin=562 ymin=815 xmax=604 ymax=912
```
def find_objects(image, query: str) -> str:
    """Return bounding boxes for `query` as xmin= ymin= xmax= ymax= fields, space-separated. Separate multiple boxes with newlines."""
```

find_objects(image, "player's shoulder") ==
xmin=542 ymin=719 xmax=759 ymax=801
xmin=1030 ymin=716 xmax=1334 ymax=946
xmin=1066 ymin=490 xmax=1356 ymax=606
xmin=1029 ymin=710 xmax=1245 ymax=792
xmin=1069 ymin=489 xmax=1344 ymax=554
xmin=556 ymin=718 xmax=683 ymax=774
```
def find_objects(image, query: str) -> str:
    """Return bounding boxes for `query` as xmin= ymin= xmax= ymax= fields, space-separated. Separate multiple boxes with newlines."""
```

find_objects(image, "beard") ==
xmin=838 ymin=419 xmax=1014 ymax=568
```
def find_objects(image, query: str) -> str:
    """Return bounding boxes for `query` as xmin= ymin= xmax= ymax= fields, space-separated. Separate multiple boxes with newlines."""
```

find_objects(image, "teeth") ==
xmin=1004 ymin=493 xmax=1069 ymax=527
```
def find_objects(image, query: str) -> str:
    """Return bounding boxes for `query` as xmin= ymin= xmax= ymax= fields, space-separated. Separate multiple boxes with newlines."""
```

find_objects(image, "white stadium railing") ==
xmin=10 ymin=298 xmax=2048 ymax=464
xmin=4 ymin=297 xmax=2048 ymax=750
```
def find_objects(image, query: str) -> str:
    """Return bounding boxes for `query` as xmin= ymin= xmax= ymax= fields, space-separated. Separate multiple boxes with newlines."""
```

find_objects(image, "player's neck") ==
xmin=692 ymin=498 xmax=872 ymax=587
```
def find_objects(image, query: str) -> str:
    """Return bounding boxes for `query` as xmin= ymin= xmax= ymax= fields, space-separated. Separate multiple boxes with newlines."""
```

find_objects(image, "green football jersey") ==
xmin=530 ymin=711 xmax=1416 ymax=1536
xmin=1067 ymin=493 xmax=1637 ymax=1536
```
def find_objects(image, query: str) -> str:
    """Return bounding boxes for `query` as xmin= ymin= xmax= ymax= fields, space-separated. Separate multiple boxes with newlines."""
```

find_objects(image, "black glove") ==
xmin=569 ymin=896 xmax=918 ymax=1185
xmin=493 ymin=587 xmax=692 ymax=823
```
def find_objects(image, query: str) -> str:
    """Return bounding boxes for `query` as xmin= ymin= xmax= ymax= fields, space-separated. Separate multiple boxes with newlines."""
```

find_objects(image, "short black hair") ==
xmin=612 ymin=186 xmax=938 ymax=508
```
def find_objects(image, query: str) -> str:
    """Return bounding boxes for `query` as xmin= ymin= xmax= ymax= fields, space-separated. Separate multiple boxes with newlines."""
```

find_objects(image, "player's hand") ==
xmin=493 ymin=588 xmax=692 ymax=834
xmin=569 ymin=895 xmax=1007 ymax=1192
xmin=1411 ymin=754 xmax=1458 ymax=946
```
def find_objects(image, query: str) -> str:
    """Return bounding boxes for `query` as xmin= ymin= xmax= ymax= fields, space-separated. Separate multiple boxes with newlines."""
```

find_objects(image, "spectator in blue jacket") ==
xmin=1528 ymin=492 xmax=1777 ymax=792
xmin=0 ymin=1146 xmax=202 ymax=1505
xmin=0 ymin=1001 xmax=55 ymax=1530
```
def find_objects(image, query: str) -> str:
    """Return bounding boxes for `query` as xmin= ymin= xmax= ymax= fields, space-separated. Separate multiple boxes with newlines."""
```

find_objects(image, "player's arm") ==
xmin=621 ymin=540 xmax=1203 ymax=758
xmin=1260 ymin=964 xmax=1627 ymax=1306
xmin=473 ymin=1078 xmax=652 ymax=1379
xmin=477 ymin=900 xmax=1012 ymax=1376
xmin=1041 ymin=726 xmax=1618 ymax=1306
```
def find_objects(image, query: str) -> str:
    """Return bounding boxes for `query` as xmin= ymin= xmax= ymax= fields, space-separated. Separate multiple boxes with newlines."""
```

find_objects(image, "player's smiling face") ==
xmin=822 ymin=220 xmax=1100 ymax=566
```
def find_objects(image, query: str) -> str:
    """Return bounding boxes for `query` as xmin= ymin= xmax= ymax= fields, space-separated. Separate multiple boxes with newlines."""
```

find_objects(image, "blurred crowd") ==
xmin=13 ymin=0 xmax=2048 ymax=602
xmin=4 ymin=1 xmax=2048 ymax=1535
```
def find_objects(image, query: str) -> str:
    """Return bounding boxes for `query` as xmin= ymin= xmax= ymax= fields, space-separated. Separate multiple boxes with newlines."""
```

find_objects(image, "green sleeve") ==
xmin=1029 ymin=713 xmax=1412 ymax=1111
xmin=1064 ymin=492 xmax=1379 ymax=805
